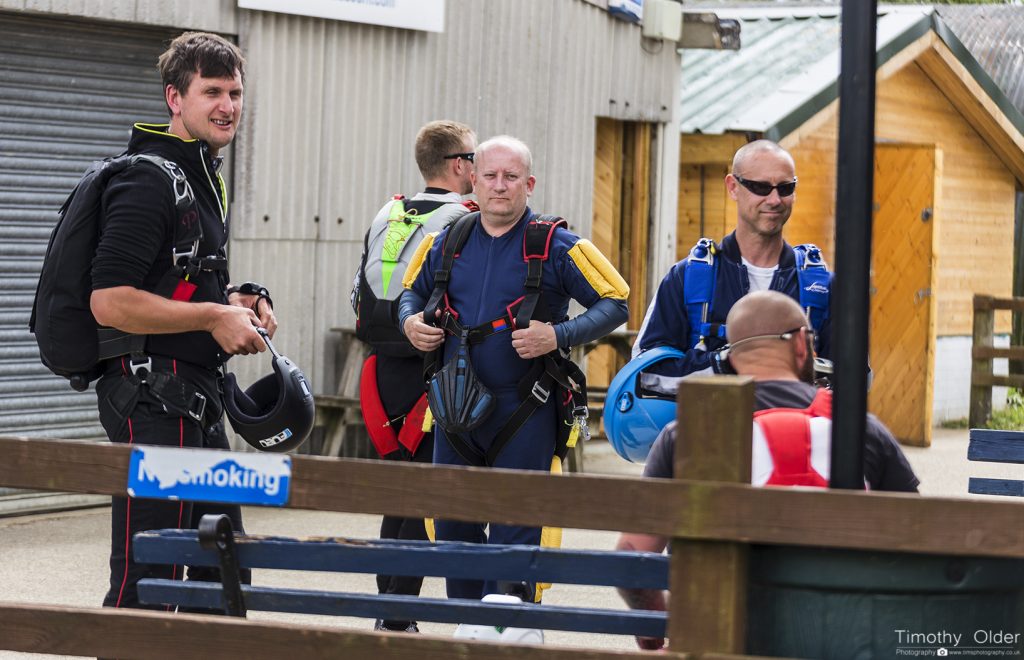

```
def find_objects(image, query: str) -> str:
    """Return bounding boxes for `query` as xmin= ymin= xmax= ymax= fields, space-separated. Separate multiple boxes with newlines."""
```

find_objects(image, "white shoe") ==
xmin=452 ymin=594 xmax=544 ymax=644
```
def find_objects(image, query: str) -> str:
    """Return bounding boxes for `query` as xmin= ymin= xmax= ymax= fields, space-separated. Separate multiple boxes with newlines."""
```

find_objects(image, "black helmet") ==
xmin=223 ymin=330 xmax=315 ymax=452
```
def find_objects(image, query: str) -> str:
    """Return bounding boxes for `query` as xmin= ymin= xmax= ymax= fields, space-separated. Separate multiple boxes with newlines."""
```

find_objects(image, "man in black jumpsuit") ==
xmin=90 ymin=32 xmax=275 ymax=610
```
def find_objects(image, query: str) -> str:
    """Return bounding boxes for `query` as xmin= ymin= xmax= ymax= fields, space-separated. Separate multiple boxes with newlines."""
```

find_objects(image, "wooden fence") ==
xmin=2 ymin=376 xmax=1024 ymax=658
xmin=970 ymin=294 xmax=1024 ymax=427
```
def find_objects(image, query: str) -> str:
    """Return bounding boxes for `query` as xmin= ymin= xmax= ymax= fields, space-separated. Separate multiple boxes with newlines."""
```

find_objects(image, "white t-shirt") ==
xmin=742 ymin=257 xmax=778 ymax=292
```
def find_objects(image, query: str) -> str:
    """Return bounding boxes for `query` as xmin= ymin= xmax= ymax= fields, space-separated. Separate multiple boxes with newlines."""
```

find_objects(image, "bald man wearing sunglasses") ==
xmin=616 ymin=291 xmax=918 ymax=651
xmin=631 ymin=140 xmax=833 ymax=394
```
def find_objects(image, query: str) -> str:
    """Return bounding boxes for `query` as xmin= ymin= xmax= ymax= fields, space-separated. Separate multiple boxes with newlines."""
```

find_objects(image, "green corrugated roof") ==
xmin=680 ymin=6 xmax=1024 ymax=143
xmin=938 ymin=6 xmax=1024 ymax=116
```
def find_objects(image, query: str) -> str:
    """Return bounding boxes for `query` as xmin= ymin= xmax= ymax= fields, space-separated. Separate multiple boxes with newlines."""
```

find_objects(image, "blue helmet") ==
xmin=603 ymin=346 xmax=685 ymax=463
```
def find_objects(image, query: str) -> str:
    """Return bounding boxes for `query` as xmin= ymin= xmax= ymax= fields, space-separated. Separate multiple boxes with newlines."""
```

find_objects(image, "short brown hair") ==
xmin=158 ymin=32 xmax=245 ymax=109
xmin=415 ymin=120 xmax=476 ymax=181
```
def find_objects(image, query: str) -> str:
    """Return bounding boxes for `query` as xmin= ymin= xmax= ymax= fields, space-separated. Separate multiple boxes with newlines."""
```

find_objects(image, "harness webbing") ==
xmin=682 ymin=238 xmax=831 ymax=351
xmin=421 ymin=212 xmax=587 ymax=467
xmin=96 ymin=154 xmax=226 ymax=363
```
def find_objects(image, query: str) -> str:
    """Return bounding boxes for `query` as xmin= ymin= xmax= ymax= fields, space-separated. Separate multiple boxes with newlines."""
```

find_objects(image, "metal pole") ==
xmin=830 ymin=0 xmax=877 ymax=489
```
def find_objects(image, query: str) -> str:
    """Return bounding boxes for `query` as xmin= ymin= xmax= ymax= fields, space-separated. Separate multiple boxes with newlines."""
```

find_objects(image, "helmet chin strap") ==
xmin=256 ymin=327 xmax=281 ymax=358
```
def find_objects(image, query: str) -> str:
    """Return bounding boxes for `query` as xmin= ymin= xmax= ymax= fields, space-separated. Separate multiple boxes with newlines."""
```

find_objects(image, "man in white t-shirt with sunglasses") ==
xmin=630 ymin=139 xmax=833 ymax=391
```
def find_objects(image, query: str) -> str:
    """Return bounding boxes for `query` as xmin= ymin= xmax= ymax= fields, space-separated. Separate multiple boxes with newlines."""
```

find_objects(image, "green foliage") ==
xmin=940 ymin=390 xmax=1024 ymax=430
xmin=987 ymin=389 xmax=1024 ymax=431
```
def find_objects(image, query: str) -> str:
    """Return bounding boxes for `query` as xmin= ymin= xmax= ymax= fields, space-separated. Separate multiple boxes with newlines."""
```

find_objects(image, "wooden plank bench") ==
xmin=134 ymin=514 xmax=667 ymax=638
xmin=968 ymin=428 xmax=1024 ymax=496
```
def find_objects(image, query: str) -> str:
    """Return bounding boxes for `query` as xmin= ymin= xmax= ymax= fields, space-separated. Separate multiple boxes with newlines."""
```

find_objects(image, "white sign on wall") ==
xmin=238 ymin=0 xmax=445 ymax=33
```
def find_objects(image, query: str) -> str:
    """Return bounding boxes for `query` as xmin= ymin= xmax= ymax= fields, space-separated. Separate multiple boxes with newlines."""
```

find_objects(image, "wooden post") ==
xmin=971 ymin=295 xmax=995 ymax=428
xmin=666 ymin=375 xmax=754 ymax=654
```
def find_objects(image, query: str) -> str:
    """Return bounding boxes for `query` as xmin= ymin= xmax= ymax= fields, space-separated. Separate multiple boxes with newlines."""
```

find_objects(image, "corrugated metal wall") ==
xmin=0 ymin=13 xmax=177 ymax=438
xmin=0 ymin=0 xmax=680 ymax=410
xmin=0 ymin=0 xmax=236 ymax=34
xmin=229 ymin=0 xmax=680 ymax=391
xmin=0 ymin=11 xmax=178 ymax=508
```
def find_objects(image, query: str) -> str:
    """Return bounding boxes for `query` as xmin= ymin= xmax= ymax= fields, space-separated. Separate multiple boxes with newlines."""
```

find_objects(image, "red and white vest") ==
xmin=751 ymin=388 xmax=833 ymax=488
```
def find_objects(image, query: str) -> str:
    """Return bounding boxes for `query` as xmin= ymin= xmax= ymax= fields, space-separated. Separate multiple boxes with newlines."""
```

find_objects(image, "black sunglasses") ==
xmin=734 ymin=175 xmax=797 ymax=197
xmin=444 ymin=152 xmax=475 ymax=163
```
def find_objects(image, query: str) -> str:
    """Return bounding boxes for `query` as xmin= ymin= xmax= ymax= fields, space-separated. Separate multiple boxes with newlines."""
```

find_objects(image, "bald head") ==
xmin=727 ymin=291 xmax=808 ymax=345
xmin=726 ymin=291 xmax=814 ymax=382
xmin=731 ymin=139 xmax=794 ymax=175
xmin=475 ymin=135 xmax=532 ymax=174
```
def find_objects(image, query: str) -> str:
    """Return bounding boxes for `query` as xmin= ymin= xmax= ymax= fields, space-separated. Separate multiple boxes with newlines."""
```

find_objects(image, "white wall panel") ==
xmin=932 ymin=335 xmax=1009 ymax=423
xmin=234 ymin=10 xmax=325 ymax=241
xmin=226 ymin=239 xmax=319 ymax=389
xmin=0 ymin=0 xmax=236 ymax=32
xmin=312 ymin=240 xmax=367 ymax=393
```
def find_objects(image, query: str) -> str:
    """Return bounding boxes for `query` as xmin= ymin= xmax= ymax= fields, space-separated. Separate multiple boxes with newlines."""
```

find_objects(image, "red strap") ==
xmin=358 ymin=355 xmax=401 ymax=457
xmin=171 ymin=280 xmax=197 ymax=302
xmin=397 ymin=394 xmax=429 ymax=454
xmin=807 ymin=387 xmax=832 ymax=418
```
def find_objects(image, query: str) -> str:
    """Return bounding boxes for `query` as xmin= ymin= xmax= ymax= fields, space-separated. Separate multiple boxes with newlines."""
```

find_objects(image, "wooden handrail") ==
xmin=3 ymin=435 xmax=1024 ymax=558
xmin=974 ymin=294 xmax=1024 ymax=312
xmin=971 ymin=293 xmax=1024 ymax=426
xmin=973 ymin=346 xmax=1024 ymax=361
xmin=5 ymin=376 xmax=1024 ymax=658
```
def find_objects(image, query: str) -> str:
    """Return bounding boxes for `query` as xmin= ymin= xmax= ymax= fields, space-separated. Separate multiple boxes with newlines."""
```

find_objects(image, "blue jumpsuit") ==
xmin=402 ymin=208 xmax=627 ymax=599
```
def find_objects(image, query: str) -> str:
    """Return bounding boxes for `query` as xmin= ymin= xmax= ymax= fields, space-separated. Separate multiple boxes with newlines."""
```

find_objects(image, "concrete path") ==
xmin=0 ymin=429 xmax=1014 ymax=658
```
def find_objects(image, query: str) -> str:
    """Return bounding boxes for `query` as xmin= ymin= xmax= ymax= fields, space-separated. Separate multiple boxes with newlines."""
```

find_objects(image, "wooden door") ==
xmin=589 ymin=118 xmax=652 ymax=389
xmin=868 ymin=144 xmax=938 ymax=447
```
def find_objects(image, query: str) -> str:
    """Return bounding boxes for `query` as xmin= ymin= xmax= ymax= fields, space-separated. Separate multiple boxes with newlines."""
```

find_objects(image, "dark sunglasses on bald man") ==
xmin=444 ymin=152 xmax=475 ymax=163
xmin=734 ymin=175 xmax=797 ymax=197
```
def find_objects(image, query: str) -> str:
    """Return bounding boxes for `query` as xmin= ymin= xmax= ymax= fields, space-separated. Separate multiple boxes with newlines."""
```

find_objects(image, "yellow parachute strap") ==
xmin=423 ymin=401 xmax=437 ymax=543
xmin=567 ymin=239 xmax=630 ymax=300
xmin=535 ymin=455 xmax=564 ymax=602
xmin=402 ymin=232 xmax=438 ymax=289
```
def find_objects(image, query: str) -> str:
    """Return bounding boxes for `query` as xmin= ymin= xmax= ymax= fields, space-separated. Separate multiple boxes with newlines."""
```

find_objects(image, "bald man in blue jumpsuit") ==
xmin=400 ymin=135 xmax=629 ymax=601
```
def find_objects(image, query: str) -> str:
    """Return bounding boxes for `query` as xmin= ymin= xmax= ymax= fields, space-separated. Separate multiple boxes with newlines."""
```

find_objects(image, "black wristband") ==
xmin=227 ymin=281 xmax=273 ymax=309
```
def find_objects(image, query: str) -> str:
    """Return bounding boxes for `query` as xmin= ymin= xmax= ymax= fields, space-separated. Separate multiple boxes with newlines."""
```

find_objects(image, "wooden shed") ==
xmin=677 ymin=7 xmax=1024 ymax=446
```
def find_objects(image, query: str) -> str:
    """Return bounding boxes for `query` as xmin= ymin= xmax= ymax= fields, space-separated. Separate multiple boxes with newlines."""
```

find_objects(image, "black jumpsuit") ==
xmin=92 ymin=122 xmax=247 ymax=610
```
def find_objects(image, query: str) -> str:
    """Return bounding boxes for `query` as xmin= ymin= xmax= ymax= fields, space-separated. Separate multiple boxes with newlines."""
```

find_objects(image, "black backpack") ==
xmin=29 ymin=153 xmax=199 ymax=391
